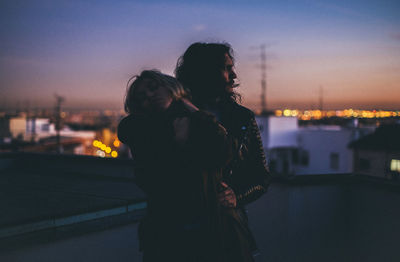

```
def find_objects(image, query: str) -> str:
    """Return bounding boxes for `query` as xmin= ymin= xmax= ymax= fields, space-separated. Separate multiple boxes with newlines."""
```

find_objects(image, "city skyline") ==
xmin=1 ymin=0 xmax=400 ymax=111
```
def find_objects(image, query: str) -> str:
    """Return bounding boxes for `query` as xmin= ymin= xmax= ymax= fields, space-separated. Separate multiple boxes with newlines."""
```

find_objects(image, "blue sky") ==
xmin=1 ymin=0 xmax=399 ymax=110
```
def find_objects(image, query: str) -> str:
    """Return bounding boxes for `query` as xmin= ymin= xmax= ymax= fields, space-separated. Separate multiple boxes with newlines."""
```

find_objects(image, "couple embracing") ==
xmin=118 ymin=42 xmax=271 ymax=262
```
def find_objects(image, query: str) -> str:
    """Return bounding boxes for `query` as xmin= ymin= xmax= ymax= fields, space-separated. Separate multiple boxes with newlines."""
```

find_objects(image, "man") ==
xmin=175 ymin=42 xmax=271 ymax=258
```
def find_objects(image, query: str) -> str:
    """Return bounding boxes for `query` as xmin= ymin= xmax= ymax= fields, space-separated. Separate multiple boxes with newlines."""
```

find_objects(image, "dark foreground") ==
xmin=248 ymin=179 xmax=400 ymax=262
xmin=1 ymin=176 xmax=400 ymax=262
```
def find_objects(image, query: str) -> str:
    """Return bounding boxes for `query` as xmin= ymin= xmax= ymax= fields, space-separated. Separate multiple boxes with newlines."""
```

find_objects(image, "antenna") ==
xmin=260 ymin=44 xmax=267 ymax=113
xmin=250 ymin=44 xmax=272 ymax=114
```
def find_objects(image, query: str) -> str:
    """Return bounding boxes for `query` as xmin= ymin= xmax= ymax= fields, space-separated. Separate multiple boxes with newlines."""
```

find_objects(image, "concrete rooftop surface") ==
xmin=0 ymin=153 xmax=146 ymax=242
xmin=1 ymin=153 xmax=400 ymax=261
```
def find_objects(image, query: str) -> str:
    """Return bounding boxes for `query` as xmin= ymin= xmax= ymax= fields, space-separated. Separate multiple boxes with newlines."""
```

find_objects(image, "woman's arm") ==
xmin=186 ymin=111 xmax=231 ymax=169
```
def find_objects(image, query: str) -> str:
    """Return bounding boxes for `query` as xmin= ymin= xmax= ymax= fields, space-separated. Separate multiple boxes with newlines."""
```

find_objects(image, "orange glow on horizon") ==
xmin=272 ymin=109 xmax=400 ymax=120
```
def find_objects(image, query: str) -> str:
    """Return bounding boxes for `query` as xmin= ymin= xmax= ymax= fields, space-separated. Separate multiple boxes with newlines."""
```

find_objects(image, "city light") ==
xmin=92 ymin=139 xmax=119 ymax=158
xmin=291 ymin=110 xmax=299 ymax=117
xmin=274 ymin=109 xmax=400 ymax=120
xmin=283 ymin=109 xmax=291 ymax=117
xmin=96 ymin=150 xmax=105 ymax=158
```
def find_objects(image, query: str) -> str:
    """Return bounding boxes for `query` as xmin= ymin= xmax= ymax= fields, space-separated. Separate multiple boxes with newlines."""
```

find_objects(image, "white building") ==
xmin=9 ymin=116 xmax=95 ymax=143
xmin=256 ymin=115 xmax=374 ymax=175
xmin=295 ymin=126 xmax=354 ymax=175
xmin=10 ymin=117 xmax=56 ymax=142
xmin=256 ymin=116 xmax=299 ymax=175
xmin=256 ymin=116 xmax=298 ymax=150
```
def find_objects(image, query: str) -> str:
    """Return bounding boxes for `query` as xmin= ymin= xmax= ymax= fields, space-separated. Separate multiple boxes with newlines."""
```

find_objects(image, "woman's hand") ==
xmin=181 ymin=98 xmax=199 ymax=112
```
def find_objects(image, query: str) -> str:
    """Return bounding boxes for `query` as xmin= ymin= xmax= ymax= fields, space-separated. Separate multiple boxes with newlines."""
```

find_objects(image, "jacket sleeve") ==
xmin=232 ymin=117 xmax=271 ymax=206
xmin=117 ymin=115 xmax=153 ymax=194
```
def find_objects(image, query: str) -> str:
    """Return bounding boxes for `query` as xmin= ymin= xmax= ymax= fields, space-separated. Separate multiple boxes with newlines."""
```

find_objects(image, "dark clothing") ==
xmin=118 ymin=101 xmax=254 ymax=261
xmin=217 ymin=100 xmax=271 ymax=205
xmin=203 ymin=99 xmax=271 ymax=254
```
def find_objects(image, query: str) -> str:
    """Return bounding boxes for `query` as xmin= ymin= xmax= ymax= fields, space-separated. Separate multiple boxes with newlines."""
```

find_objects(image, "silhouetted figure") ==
xmin=176 ymin=42 xmax=272 ymax=260
xmin=118 ymin=70 xmax=252 ymax=261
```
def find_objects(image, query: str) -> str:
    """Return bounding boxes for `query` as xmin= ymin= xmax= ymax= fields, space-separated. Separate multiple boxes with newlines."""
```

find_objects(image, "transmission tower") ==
xmin=260 ymin=44 xmax=267 ymax=113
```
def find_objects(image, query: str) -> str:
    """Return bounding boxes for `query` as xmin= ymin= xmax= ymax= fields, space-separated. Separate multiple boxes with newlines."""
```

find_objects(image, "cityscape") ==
xmin=1 ymin=104 xmax=399 ymax=180
xmin=1 ymin=0 xmax=400 ymax=261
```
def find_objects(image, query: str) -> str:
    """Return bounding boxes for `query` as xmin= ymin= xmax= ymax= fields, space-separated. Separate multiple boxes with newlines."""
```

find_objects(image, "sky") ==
xmin=1 ymin=0 xmax=399 ymax=111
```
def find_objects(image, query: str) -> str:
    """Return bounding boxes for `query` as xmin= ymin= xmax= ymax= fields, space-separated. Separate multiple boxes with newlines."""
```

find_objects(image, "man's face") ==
xmin=221 ymin=53 xmax=237 ymax=94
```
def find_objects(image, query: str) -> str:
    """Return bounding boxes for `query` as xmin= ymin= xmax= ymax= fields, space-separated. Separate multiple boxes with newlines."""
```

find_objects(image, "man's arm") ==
xmin=233 ymin=117 xmax=271 ymax=206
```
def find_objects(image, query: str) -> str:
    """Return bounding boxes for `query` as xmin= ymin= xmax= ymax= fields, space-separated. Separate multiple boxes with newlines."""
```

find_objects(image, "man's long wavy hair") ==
xmin=175 ymin=42 xmax=240 ymax=107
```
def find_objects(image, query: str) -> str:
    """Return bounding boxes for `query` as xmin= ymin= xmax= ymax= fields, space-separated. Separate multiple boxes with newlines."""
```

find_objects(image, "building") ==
xmin=256 ymin=115 xmax=375 ymax=176
xmin=256 ymin=116 xmax=299 ymax=175
xmin=8 ymin=116 xmax=55 ymax=142
xmin=349 ymin=124 xmax=400 ymax=180
xmin=9 ymin=117 xmax=27 ymax=140
xmin=295 ymin=126 xmax=354 ymax=175
xmin=4 ymin=115 xmax=96 ymax=155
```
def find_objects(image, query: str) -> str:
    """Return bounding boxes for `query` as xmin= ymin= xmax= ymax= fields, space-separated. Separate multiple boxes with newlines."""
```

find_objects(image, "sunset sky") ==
xmin=1 ymin=0 xmax=399 ymax=111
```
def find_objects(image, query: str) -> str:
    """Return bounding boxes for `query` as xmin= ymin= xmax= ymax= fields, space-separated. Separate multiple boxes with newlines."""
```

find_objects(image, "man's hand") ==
xmin=218 ymin=182 xmax=237 ymax=208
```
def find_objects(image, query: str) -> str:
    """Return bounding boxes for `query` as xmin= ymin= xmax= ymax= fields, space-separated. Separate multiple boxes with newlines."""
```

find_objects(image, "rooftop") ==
xmin=1 ymin=153 xmax=400 ymax=261
xmin=0 ymin=153 xmax=145 ymax=243
xmin=349 ymin=124 xmax=400 ymax=150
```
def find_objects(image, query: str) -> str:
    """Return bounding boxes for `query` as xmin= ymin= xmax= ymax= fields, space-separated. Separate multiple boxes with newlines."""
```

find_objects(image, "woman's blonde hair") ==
xmin=124 ymin=70 xmax=188 ymax=114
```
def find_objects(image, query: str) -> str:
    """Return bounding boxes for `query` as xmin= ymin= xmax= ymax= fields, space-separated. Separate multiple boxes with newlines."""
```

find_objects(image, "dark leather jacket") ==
xmin=213 ymin=100 xmax=271 ymax=206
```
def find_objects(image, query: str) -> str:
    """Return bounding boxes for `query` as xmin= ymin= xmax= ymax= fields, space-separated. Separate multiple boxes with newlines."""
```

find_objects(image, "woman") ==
xmin=118 ymin=70 xmax=239 ymax=261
